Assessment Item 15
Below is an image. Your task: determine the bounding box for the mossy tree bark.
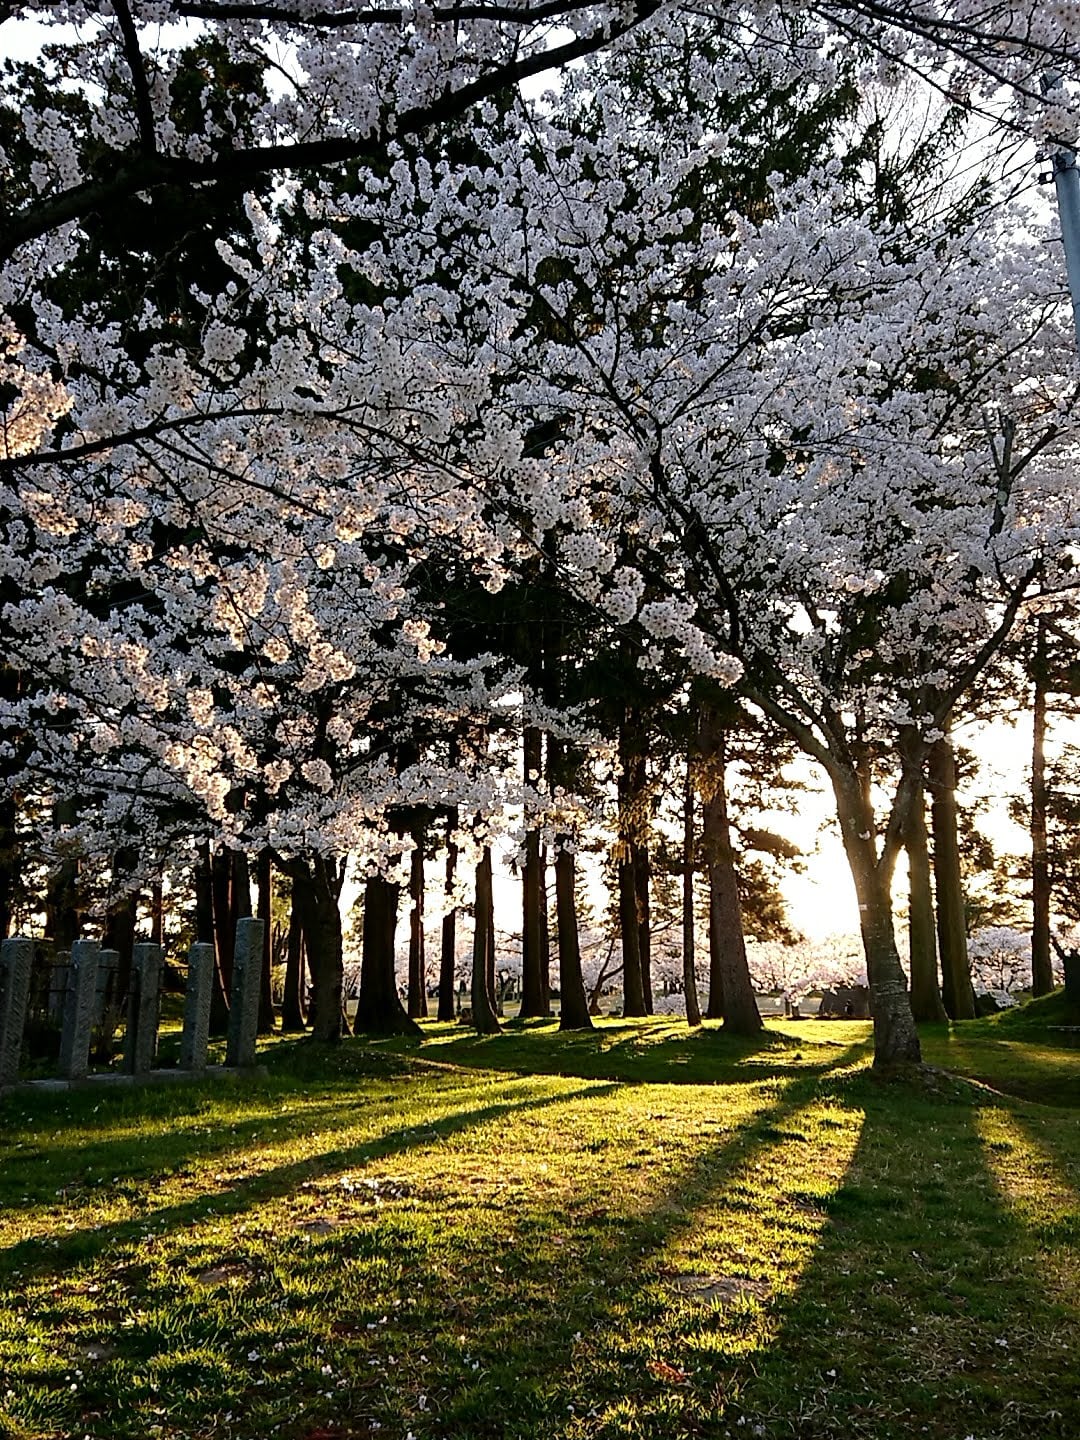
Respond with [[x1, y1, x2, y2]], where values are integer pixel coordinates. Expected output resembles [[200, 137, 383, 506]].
[[832, 769, 922, 1065]]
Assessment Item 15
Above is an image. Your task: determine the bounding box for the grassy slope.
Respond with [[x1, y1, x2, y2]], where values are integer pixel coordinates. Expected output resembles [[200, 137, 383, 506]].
[[0, 1016, 1076, 1440]]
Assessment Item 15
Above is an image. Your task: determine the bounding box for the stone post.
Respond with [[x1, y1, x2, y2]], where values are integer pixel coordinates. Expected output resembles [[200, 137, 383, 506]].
[[94, 948, 121, 1028], [59, 939, 101, 1081], [180, 943, 215, 1072], [0, 937, 34, 1087], [225, 917, 263, 1068], [124, 942, 162, 1076]]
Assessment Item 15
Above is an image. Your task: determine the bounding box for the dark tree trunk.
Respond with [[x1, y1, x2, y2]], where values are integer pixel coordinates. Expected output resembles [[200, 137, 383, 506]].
[[256, 849, 275, 1034], [407, 842, 428, 1018], [548, 734, 592, 1031], [484, 847, 496, 1004], [906, 782, 947, 1023], [438, 815, 458, 1022], [45, 797, 80, 948], [617, 852, 647, 1016], [617, 718, 648, 1017], [555, 844, 592, 1030], [539, 843, 551, 1011], [682, 746, 702, 1028], [1031, 622, 1054, 996], [281, 880, 307, 1033], [103, 890, 137, 998], [0, 790, 18, 940], [102, 846, 139, 999], [355, 873, 419, 1035], [150, 881, 164, 948], [209, 846, 233, 1035], [928, 728, 976, 1020], [520, 726, 550, 1017], [0, 664, 22, 941], [699, 717, 761, 1034], [195, 841, 215, 947], [637, 840, 653, 1013], [232, 852, 252, 921], [293, 855, 343, 1042], [471, 847, 501, 1034], [832, 771, 922, 1066], [901, 733, 947, 1023]]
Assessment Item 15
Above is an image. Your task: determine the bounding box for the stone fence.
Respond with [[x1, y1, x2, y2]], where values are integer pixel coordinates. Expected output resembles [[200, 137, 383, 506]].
[[0, 918, 264, 1089]]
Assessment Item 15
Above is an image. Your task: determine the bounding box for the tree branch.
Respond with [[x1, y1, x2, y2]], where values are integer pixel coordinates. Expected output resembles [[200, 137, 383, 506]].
[[0, 4, 657, 264]]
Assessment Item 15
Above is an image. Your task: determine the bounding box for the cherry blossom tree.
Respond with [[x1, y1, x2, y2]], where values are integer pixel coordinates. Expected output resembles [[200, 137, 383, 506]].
[[4, 0, 1080, 1067]]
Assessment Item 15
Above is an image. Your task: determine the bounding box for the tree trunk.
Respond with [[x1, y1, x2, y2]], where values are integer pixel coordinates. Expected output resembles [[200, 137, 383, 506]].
[[281, 881, 306, 1033], [617, 717, 648, 1016], [699, 715, 761, 1034], [682, 746, 702, 1028], [438, 816, 458, 1022], [150, 880, 164, 948], [45, 797, 80, 948], [555, 843, 593, 1030], [355, 873, 419, 1035], [471, 847, 501, 1034], [232, 851, 252, 929], [832, 771, 922, 1066], [928, 728, 976, 1019], [520, 725, 550, 1017], [407, 842, 428, 1018], [901, 738, 947, 1023], [547, 733, 593, 1031], [637, 840, 653, 1013], [484, 847, 496, 1006], [539, 844, 551, 1011], [256, 849, 275, 1034], [102, 846, 139, 999], [1031, 622, 1054, 996], [195, 841, 215, 946], [208, 846, 233, 1035], [0, 790, 15, 941], [294, 855, 343, 1043], [617, 849, 647, 1016]]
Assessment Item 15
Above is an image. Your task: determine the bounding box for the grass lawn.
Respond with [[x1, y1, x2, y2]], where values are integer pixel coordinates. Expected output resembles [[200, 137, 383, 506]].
[[0, 1013, 1077, 1440]]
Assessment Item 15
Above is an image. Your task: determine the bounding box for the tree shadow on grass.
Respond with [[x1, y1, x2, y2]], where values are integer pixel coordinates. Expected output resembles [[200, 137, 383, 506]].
[[735, 1075, 1080, 1439], [0, 1078, 619, 1281], [1, 1044, 868, 1440], [917, 1022, 1080, 1107], [0, 1045, 577, 1216], [412, 1017, 871, 1087]]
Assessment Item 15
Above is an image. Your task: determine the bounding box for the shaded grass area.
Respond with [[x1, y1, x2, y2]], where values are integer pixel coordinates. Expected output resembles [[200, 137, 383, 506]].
[[0, 1017, 1077, 1440]]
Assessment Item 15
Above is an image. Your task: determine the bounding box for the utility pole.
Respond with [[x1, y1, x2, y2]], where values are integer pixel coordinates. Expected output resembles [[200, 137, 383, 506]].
[[1043, 74, 1080, 351]]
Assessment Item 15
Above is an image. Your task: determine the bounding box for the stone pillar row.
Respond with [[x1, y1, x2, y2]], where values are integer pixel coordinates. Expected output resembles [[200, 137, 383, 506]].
[[0, 916, 265, 1085]]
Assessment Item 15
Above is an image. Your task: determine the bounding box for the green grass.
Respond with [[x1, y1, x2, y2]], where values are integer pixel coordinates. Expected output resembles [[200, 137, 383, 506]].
[[1, 1015, 1077, 1440]]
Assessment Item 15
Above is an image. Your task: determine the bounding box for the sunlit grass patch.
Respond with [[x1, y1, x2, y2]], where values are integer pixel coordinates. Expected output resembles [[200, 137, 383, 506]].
[[0, 1019, 1077, 1439]]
